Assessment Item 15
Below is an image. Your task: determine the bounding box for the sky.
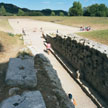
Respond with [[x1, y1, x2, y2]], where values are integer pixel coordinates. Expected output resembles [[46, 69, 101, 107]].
[[0, 0, 108, 11]]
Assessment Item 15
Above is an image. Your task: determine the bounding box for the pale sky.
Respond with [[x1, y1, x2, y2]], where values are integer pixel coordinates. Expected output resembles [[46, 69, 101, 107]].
[[0, 0, 108, 11]]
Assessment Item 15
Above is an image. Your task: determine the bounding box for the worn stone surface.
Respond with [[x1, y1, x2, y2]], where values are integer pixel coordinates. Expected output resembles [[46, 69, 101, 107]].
[[0, 91, 46, 108], [46, 33, 108, 103], [5, 58, 37, 87]]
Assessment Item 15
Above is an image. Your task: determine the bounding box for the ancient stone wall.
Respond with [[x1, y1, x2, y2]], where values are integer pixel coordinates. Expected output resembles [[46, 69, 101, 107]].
[[46, 33, 108, 102]]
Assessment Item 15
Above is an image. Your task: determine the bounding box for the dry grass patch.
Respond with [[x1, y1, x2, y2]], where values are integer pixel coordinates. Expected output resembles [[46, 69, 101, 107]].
[[0, 31, 20, 53], [0, 17, 13, 32], [31, 16, 108, 30]]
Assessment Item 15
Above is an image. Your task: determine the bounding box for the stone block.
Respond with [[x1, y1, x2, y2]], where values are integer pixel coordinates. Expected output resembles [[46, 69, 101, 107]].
[[0, 91, 46, 108], [5, 58, 37, 87]]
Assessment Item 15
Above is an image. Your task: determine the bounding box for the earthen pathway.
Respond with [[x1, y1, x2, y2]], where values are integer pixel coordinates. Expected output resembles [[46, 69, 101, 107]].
[[9, 19, 97, 108]]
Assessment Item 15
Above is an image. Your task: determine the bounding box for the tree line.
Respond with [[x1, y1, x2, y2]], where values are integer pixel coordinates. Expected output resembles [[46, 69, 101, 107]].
[[69, 1, 108, 17], [0, 6, 67, 16], [0, 2, 108, 17]]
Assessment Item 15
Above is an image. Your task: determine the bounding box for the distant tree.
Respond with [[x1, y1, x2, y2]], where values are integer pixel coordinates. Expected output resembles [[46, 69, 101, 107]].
[[51, 11, 55, 16], [97, 4, 108, 17], [41, 9, 52, 16], [17, 9, 25, 16], [84, 4, 108, 17], [68, 1, 83, 16], [59, 12, 64, 16], [25, 11, 43, 16], [83, 7, 90, 16], [0, 6, 6, 15], [89, 4, 99, 16]]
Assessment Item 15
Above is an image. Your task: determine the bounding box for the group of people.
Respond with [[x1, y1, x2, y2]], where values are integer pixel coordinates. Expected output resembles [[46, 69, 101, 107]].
[[80, 26, 91, 31]]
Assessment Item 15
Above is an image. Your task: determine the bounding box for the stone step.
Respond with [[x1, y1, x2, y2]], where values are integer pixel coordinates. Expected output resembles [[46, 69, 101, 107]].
[[5, 58, 37, 88], [0, 91, 46, 108]]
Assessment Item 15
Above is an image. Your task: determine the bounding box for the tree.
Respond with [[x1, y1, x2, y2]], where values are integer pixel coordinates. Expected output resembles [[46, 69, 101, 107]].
[[97, 4, 108, 17], [0, 6, 6, 15], [59, 12, 64, 16], [51, 11, 55, 16], [68, 1, 83, 16], [41, 9, 52, 16], [84, 4, 108, 17], [17, 9, 25, 16]]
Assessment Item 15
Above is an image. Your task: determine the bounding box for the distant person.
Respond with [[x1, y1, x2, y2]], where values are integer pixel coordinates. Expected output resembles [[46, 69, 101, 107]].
[[87, 26, 91, 31], [17, 21, 19, 24], [33, 28, 37, 32], [46, 43, 51, 54], [22, 28, 26, 36], [68, 93, 77, 106], [57, 29, 58, 33], [80, 26, 84, 31], [42, 31, 44, 38], [40, 27, 43, 32]]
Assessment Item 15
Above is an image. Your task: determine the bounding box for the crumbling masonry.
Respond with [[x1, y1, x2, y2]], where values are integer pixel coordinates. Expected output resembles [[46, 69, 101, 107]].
[[46, 33, 108, 103]]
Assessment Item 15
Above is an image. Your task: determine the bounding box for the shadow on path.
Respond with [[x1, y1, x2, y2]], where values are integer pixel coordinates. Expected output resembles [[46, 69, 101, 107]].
[[0, 53, 74, 108]]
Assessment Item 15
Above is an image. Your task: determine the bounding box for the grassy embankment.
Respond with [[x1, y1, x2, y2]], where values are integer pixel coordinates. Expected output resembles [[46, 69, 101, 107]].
[[0, 31, 23, 62], [32, 16, 108, 45], [0, 17, 13, 32], [0, 18, 23, 101], [0, 17, 23, 61]]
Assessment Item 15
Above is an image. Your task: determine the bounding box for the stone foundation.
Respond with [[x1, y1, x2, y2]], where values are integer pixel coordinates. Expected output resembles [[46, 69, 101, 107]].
[[46, 33, 108, 103]]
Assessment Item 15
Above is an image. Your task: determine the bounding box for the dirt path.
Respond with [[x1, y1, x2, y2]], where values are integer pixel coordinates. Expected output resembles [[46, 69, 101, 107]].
[[9, 19, 97, 108]]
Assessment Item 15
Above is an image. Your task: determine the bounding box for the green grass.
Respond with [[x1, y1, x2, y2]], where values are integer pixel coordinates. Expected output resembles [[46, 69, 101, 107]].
[[31, 16, 108, 30], [77, 30, 108, 45]]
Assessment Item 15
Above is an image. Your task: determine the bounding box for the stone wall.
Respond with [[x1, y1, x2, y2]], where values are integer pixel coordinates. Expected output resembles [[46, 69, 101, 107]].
[[46, 33, 108, 103]]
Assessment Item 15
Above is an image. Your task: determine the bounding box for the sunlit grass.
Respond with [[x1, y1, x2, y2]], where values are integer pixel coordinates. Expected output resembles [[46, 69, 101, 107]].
[[31, 16, 108, 30], [77, 30, 108, 45], [0, 31, 21, 51]]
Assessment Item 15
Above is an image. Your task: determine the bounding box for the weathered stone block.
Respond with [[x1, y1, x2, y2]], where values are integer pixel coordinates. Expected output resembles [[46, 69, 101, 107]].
[[0, 91, 46, 108], [5, 58, 37, 87]]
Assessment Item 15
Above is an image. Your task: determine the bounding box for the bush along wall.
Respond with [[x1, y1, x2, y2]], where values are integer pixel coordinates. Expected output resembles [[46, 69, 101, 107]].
[[46, 33, 108, 103]]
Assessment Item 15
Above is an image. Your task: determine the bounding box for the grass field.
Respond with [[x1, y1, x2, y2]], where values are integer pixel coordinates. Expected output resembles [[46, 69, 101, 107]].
[[31, 16, 108, 30], [77, 30, 108, 45], [0, 16, 108, 45]]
